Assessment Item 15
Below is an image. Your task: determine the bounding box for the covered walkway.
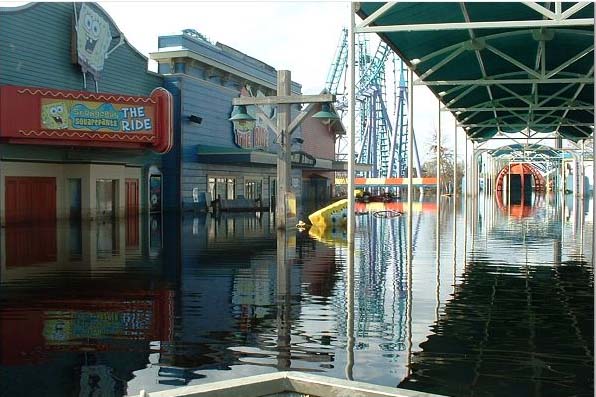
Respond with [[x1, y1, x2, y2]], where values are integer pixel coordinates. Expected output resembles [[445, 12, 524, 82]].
[[345, 2, 594, 263]]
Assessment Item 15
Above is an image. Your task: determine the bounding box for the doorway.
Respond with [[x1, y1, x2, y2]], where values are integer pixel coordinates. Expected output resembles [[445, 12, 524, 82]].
[[96, 179, 116, 219]]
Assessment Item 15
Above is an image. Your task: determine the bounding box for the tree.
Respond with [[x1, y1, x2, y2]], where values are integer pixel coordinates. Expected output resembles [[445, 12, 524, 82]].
[[422, 129, 465, 193]]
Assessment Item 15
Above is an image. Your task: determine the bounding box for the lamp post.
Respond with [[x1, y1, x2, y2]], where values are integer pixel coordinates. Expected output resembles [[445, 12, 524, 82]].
[[232, 70, 335, 229]]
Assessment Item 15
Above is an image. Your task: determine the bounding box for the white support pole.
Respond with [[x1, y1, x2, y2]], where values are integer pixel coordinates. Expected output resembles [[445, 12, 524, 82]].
[[436, 100, 442, 259], [346, 3, 356, 379], [345, 240, 354, 380], [508, 161, 512, 213], [580, 140, 585, 198], [407, 68, 414, 376], [593, 130, 595, 266], [452, 118, 458, 266], [454, 119, 458, 197], [465, 137, 469, 197], [347, 3, 356, 239], [408, 68, 414, 206], [575, 155, 580, 198]]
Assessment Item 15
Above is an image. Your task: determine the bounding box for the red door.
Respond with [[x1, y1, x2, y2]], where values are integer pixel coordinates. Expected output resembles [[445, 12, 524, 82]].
[[4, 177, 57, 266], [125, 179, 139, 215], [125, 178, 140, 248], [5, 177, 56, 224]]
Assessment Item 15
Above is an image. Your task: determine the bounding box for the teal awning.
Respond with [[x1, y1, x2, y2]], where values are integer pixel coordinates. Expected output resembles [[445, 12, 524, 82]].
[[356, 2, 594, 141], [197, 145, 337, 170]]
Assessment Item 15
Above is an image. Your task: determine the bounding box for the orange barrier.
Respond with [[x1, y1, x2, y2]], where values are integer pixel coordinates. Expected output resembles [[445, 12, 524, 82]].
[[355, 201, 437, 213], [335, 177, 438, 186]]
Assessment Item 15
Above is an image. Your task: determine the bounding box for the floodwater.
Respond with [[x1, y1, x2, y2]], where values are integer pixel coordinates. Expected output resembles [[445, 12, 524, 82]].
[[0, 192, 593, 397]]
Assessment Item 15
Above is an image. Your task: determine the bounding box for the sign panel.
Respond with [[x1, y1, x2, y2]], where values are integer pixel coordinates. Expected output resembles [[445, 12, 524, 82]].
[[41, 98, 155, 133], [230, 86, 272, 149], [75, 3, 112, 81], [0, 85, 173, 153]]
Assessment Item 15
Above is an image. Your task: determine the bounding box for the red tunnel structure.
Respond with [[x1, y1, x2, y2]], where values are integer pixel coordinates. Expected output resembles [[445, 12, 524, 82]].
[[495, 163, 546, 193]]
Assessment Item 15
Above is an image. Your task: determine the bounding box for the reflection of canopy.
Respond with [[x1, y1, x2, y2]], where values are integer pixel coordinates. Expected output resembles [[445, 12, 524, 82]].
[[399, 261, 594, 396], [355, 3, 594, 141]]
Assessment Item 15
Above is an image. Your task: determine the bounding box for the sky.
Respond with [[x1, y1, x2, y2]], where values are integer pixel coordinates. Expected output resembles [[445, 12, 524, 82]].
[[100, 1, 349, 95], [99, 1, 455, 155], [4, 1, 459, 156]]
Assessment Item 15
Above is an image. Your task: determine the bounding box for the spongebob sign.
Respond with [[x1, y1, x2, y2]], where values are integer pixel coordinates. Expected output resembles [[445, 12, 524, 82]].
[[75, 4, 113, 81], [41, 99, 154, 133], [41, 102, 69, 130], [0, 85, 173, 153]]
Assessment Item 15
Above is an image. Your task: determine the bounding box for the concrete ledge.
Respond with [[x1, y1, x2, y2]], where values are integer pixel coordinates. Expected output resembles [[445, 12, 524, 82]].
[[129, 372, 446, 397]]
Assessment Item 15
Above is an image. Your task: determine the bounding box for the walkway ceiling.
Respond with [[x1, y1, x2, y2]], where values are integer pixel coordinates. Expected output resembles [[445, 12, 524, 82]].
[[489, 143, 569, 161], [355, 2, 594, 142]]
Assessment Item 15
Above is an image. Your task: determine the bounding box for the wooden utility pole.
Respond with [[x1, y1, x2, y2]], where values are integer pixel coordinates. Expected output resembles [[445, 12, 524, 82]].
[[232, 71, 334, 229], [276, 70, 291, 230]]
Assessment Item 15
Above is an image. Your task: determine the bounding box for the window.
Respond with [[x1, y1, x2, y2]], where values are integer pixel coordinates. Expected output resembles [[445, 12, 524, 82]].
[[227, 178, 235, 199], [245, 179, 262, 199], [208, 176, 236, 200]]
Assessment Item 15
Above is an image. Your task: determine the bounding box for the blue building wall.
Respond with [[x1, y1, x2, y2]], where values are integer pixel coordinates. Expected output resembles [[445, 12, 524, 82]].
[[0, 2, 166, 216], [156, 32, 304, 211], [0, 2, 162, 95]]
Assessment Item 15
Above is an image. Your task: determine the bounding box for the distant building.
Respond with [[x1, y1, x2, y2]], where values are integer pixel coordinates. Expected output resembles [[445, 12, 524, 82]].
[[151, 30, 341, 213]]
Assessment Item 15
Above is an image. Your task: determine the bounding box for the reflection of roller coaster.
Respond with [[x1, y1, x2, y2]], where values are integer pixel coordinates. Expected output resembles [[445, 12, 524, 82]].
[[326, 205, 425, 352]]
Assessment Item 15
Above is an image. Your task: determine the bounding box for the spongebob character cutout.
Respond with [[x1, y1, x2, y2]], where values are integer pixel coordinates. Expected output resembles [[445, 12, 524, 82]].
[[41, 102, 69, 130], [75, 4, 112, 81]]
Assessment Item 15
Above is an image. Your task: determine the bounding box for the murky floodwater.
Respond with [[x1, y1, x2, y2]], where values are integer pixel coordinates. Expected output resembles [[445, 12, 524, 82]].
[[0, 192, 593, 397]]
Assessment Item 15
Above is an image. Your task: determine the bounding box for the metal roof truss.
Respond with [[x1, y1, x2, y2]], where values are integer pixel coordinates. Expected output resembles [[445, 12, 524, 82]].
[[355, 2, 595, 141]]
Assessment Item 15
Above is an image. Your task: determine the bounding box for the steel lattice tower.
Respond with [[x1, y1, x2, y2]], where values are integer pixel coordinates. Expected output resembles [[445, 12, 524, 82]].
[[325, 29, 420, 180]]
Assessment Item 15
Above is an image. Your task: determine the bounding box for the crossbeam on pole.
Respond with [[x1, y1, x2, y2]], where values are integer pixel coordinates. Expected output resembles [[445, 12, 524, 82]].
[[233, 94, 334, 106]]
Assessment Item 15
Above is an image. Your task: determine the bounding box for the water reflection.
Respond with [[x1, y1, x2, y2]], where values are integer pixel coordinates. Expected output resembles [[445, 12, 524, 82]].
[[0, 193, 592, 397]]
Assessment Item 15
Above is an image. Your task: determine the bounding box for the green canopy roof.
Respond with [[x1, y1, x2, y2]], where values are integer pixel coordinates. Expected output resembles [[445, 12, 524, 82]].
[[356, 2, 594, 141], [489, 143, 570, 160]]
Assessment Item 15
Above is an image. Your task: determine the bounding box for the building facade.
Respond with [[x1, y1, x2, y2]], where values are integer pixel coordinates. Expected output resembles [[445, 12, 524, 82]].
[[0, 2, 172, 225], [151, 30, 339, 213]]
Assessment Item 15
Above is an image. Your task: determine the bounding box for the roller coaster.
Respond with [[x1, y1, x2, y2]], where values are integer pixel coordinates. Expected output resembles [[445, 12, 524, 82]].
[[325, 28, 422, 182]]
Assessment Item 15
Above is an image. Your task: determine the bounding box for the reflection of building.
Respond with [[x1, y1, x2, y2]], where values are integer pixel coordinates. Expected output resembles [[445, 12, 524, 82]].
[[151, 30, 340, 212], [157, 213, 344, 376], [0, 212, 160, 277], [0, 215, 175, 396], [0, 3, 171, 225], [0, 288, 174, 396]]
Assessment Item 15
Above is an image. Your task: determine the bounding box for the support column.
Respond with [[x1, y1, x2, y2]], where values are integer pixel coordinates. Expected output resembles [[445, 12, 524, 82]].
[[556, 136, 563, 194], [574, 155, 580, 197], [346, 239, 355, 380], [508, 161, 512, 213], [465, 137, 469, 197], [408, 68, 414, 205], [406, 68, 414, 375], [347, 3, 356, 239], [436, 100, 442, 259], [276, 70, 291, 230], [580, 140, 585, 198], [453, 119, 458, 197]]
